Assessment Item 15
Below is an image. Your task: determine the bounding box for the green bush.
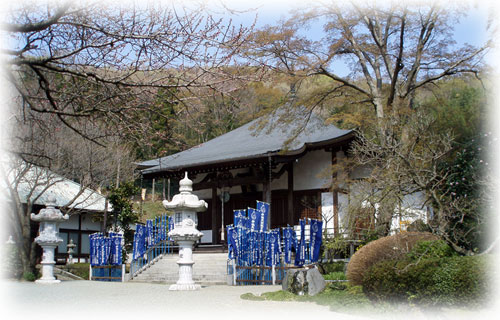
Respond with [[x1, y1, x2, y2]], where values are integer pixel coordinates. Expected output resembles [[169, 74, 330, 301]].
[[346, 232, 439, 286], [319, 261, 346, 274], [362, 253, 491, 307], [406, 240, 457, 260], [323, 271, 346, 280], [22, 271, 36, 282]]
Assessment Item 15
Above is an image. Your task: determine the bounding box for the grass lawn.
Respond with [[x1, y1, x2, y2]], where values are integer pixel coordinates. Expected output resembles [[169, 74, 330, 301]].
[[241, 283, 384, 316], [133, 201, 171, 222]]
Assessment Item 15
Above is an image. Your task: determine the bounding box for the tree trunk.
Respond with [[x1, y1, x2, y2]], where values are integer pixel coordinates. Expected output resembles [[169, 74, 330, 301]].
[[373, 97, 387, 146]]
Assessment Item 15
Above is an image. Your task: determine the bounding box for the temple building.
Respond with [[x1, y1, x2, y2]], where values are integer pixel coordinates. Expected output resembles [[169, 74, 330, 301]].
[[138, 107, 357, 246]]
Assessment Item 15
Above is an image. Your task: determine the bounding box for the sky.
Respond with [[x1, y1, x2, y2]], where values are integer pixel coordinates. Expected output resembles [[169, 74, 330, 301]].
[[199, 0, 495, 76]]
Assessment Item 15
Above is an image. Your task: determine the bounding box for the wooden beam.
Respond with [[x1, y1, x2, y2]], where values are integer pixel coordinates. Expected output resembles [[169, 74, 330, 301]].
[[265, 158, 272, 229], [287, 162, 294, 226], [211, 187, 217, 244], [192, 165, 287, 191], [193, 175, 264, 191], [332, 151, 339, 236]]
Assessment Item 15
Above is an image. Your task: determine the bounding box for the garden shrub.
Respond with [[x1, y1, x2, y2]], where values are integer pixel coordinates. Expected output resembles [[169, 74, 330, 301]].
[[362, 241, 491, 307], [323, 271, 347, 280], [318, 261, 345, 274], [406, 239, 457, 260], [346, 232, 439, 285], [22, 271, 36, 282]]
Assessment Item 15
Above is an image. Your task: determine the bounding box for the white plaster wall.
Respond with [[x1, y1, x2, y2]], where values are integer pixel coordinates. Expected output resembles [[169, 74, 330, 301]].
[[338, 193, 349, 234], [59, 214, 79, 229], [349, 164, 372, 180], [190, 149, 333, 198], [80, 214, 102, 231], [321, 192, 334, 235], [294, 150, 331, 190], [59, 212, 102, 231]]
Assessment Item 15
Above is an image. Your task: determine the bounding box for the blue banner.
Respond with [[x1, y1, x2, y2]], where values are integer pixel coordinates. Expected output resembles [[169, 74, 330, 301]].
[[309, 219, 323, 262], [168, 215, 174, 241], [283, 227, 297, 264], [90, 233, 98, 266], [146, 219, 153, 247], [227, 225, 238, 259], [256, 201, 269, 232], [295, 219, 306, 266], [109, 232, 122, 265], [132, 224, 147, 260], [248, 207, 261, 232], [265, 230, 280, 266], [233, 209, 247, 228]]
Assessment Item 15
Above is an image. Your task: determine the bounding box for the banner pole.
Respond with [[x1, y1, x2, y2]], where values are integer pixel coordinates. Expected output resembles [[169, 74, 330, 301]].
[[272, 265, 276, 285], [122, 264, 125, 282], [232, 259, 237, 285]]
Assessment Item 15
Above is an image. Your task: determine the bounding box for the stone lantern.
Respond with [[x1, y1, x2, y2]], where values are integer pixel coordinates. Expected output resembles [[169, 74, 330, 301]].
[[163, 172, 207, 290], [31, 196, 69, 284], [66, 239, 76, 265]]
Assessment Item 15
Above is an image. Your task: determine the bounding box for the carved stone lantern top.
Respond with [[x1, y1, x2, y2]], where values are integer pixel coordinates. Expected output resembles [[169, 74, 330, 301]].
[[162, 172, 208, 212], [163, 172, 207, 241], [30, 195, 69, 222]]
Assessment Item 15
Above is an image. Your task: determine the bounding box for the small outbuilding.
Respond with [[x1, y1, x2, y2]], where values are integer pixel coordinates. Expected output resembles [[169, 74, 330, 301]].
[[3, 160, 110, 263]]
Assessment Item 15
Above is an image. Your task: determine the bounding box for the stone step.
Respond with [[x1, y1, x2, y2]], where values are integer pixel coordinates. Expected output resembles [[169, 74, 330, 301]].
[[130, 252, 229, 284]]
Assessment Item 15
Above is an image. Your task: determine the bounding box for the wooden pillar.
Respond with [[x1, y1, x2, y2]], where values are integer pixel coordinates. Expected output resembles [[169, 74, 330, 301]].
[[287, 162, 294, 226], [162, 178, 166, 200], [152, 178, 156, 202], [212, 187, 217, 244], [102, 199, 108, 233], [262, 160, 272, 229], [332, 150, 339, 236]]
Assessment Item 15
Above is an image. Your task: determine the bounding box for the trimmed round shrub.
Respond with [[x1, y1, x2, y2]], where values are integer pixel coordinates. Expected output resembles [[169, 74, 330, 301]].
[[362, 254, 491, 307], [406, 239, 458, 260], [346, 232, 439, 285]]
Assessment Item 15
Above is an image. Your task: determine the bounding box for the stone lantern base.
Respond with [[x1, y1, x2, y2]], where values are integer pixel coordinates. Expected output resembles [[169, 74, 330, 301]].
[[35, 244, 61, 284], [168, 239, 201, 291]]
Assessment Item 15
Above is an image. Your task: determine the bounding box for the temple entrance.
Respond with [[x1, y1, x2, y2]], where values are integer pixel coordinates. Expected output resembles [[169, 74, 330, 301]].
[[197, 189, 322, 245]]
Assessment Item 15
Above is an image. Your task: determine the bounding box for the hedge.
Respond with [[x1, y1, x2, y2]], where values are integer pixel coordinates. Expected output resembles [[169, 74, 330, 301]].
[[362, 241, 492, 307], [346, 232, 439, 286]]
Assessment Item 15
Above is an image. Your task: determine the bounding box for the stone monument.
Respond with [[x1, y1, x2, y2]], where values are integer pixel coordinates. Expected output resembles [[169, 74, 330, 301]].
[[31, 196, 69, 284], [67, 239, 76, 265], [163, 172, 207, 290]]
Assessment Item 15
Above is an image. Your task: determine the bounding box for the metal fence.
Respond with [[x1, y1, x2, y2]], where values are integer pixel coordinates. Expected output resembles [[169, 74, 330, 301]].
[[90, 264, 125, 282], [130, 239, 174, 278], [227, 261, 295, 285]]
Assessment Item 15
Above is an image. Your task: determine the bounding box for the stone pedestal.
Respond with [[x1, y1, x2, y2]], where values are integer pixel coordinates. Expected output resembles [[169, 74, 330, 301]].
[[163, 172, 207, 291], [37, 244, 59, 283], [169, 239, 200, 290], [67, 239, 76, 265], [31, 196, 69, 284]]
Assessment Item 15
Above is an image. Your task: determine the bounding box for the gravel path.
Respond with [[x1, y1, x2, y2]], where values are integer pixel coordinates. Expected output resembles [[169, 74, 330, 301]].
[[1, 280, 368, 320], [2, 280, 496, 320]]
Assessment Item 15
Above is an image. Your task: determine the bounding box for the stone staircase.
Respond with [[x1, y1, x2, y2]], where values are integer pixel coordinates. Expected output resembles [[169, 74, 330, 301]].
[[130, 252, 229, 285]]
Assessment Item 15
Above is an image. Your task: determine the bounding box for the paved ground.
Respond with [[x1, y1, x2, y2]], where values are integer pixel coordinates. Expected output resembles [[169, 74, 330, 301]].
[[1, 280, 497, 320], [1, 280, 368, 320]]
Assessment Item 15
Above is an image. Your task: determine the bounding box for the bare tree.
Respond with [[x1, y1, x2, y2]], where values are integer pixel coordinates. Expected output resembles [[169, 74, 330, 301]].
[[343, 110, 493, 255], [247, 1, 490, 143], [1, 93, 138, 275], [2, 1, 257, 145]]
